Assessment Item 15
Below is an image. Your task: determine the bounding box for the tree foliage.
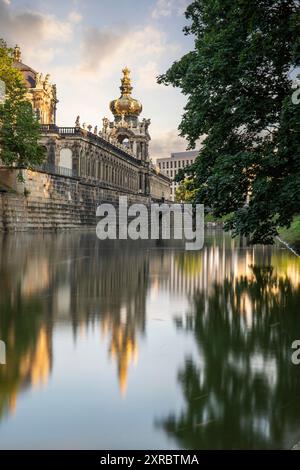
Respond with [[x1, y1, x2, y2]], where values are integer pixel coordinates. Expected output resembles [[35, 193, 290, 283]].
[[0, 39, 45, 174], [158, 0, 300, 243], [175, 177, 196, 202]]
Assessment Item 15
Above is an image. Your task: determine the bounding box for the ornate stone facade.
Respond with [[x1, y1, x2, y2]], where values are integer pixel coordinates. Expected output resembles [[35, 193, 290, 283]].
[[37, 67, 170, 201], [106, 67, 150, 163], [39, 124, 159, 198], [7, 49, 170, 214], [13, 45, 58, 125]]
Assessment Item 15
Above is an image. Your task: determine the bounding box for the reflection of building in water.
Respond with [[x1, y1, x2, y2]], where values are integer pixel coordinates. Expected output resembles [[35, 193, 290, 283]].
[[20, 327, 51, 389], [0, 235, 54, 418], [94, 246, 148, 394], [103, 314, 139, 395], [1, 231, 300, 415], [0, 234, 151, 399], [0, 326, 52, 418], [21, 258, 50, 297]]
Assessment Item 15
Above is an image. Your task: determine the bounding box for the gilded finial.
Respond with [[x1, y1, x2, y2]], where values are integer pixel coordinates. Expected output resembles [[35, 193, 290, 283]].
[[13, 44, 21, 62], [122, 66, 130, 77], [120, 66, 132, 96]]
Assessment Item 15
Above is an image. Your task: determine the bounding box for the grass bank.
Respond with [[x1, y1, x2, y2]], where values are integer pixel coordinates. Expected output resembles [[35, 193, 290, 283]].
[[205, 212, 300, 251], [278, 216, 300, 251]]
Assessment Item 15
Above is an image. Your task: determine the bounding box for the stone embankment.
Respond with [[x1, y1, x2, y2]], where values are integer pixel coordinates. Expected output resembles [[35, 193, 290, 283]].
[[0, 168, 150, 232]]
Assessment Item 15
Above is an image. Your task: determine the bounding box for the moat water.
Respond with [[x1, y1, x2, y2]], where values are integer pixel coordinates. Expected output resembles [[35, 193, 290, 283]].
[[0, 230, 300, 449]]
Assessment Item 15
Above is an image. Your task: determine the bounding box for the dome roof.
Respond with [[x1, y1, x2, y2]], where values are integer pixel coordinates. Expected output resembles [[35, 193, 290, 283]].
[[110, 67, 142, 117], [13, 45, 37, 88]]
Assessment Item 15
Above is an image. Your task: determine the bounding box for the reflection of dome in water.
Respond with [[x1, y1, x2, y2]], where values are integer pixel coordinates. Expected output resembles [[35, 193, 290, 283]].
[[110, 67, 142, 117]]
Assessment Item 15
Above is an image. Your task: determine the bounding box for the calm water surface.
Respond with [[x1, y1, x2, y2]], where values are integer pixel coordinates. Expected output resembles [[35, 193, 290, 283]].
[[0, 230, 300, 449]]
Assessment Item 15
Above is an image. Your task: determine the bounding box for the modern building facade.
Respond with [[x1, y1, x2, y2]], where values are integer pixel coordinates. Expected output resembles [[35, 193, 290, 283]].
[[156, 150, 199, 201]]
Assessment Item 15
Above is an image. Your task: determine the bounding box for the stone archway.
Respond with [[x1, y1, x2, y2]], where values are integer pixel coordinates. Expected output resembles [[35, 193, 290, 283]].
[[59, 148, 73, 169]]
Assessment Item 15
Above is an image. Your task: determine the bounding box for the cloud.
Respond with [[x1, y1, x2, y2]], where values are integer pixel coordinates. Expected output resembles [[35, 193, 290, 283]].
[[79, 24, 174, 77], [0, 0, 76, 67], [68, 10, 82, 24], [151, 0, 173, 19], [150, 129, 189, 159], [49, 22, 180, 126], [151, 0, 190, 19], [80, 27, 124, 72], [150, 129, 204, 159], [0, 0, 188, 157], [137, 61, 160, 90]]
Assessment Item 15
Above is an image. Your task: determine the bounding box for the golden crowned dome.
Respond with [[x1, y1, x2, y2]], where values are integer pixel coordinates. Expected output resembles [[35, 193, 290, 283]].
[[110, 67, 142, 117]]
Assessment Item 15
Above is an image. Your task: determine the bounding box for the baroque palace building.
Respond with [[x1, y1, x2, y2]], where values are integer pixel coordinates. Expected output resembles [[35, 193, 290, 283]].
[[8, 46, 170, 203]]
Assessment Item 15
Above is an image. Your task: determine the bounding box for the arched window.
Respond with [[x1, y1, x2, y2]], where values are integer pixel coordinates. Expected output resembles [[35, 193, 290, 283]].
[[59, 148, 72, 169], [117, 135, 130, 147]]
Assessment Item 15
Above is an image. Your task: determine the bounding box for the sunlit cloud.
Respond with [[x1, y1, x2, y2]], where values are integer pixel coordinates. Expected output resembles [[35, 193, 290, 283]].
[[79, 24, 176, 77], [68, 10, 82, 24]]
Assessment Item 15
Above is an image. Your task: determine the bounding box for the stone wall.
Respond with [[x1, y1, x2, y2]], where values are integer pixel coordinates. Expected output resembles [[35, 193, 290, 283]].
[[0, 168, 151, 232]]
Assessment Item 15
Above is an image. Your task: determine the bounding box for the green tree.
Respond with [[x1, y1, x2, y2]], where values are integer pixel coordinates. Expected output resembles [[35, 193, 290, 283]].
[[175, 177, 196, 202], [158, 1, 300, 243], [0, 39, 45, 177]]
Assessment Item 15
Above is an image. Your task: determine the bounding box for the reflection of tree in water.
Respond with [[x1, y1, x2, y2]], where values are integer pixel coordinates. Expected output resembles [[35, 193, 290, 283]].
[[175, 252, 202, 277], [160, 266, 300, 449]]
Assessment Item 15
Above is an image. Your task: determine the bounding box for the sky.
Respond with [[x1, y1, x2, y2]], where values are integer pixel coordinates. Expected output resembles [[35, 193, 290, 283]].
[[0, 0, 195, 159]]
